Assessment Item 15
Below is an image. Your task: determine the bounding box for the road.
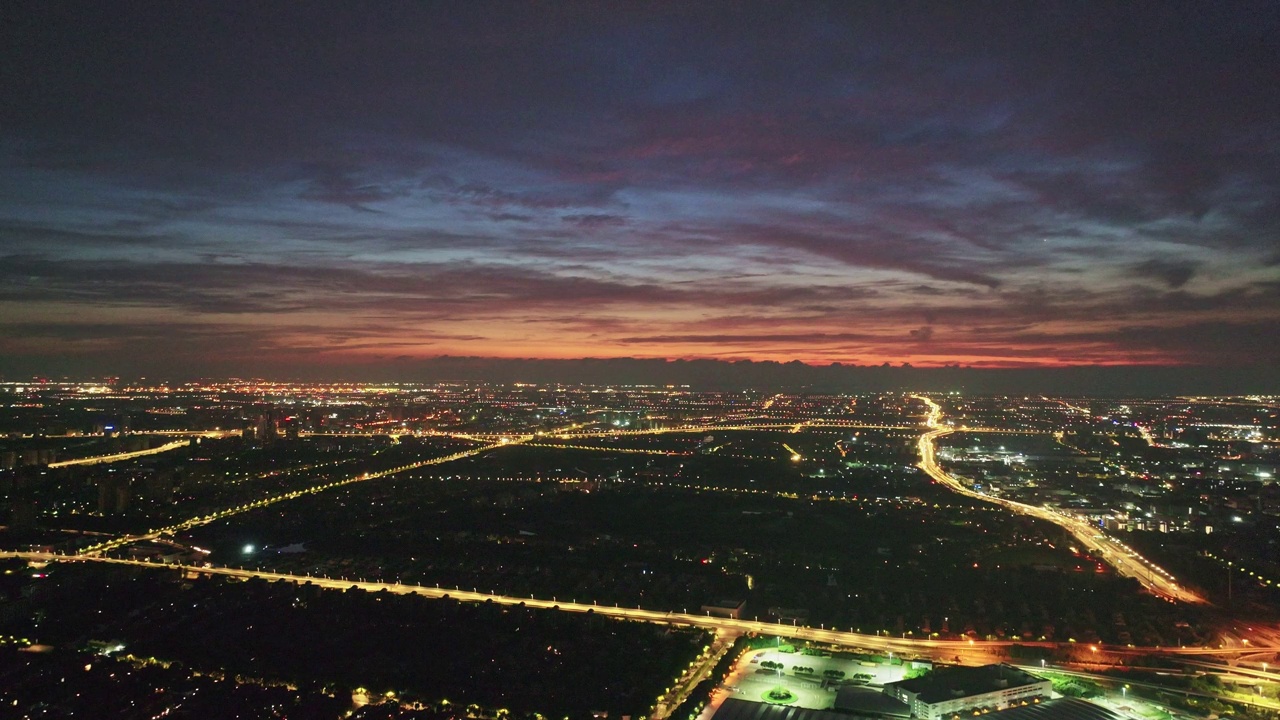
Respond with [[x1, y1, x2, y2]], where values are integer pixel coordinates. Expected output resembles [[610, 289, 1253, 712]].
[[1024, 664, 1280, 714], [80, 420, 600, 557], [80, 437, 524, 556], [301, 421, 1042, 444], [48, 440, 190, 468], [5, 551, 1262, 664], [41, 429, 242, 468], [653, 629, 740, 720], [912, 395, 1206, 605]]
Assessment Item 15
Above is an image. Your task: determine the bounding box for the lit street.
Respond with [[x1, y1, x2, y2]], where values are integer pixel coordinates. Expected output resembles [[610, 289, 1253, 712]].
[[3, 550, 1268, 665], [912, 396, 1207, 605]]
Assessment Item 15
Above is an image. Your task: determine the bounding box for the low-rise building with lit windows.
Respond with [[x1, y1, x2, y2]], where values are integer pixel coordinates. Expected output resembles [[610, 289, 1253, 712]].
[[882, 664, 1051, 720]]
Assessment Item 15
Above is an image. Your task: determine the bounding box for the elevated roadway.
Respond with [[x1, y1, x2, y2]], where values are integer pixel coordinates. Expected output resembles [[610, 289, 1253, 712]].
[[3, 552, 1256, 664], [48, 440, 191, 468]]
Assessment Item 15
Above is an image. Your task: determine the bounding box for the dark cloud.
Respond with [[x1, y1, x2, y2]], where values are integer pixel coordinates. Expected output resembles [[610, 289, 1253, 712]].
[[0, 221, 174, 250], [488, 212, 535, 223], [300, 170, 408, 210], [723, 223, 1006, 289], [561, 213, 628, 228], [1, 2, 1279, 378], [1128, 258, 1200, 289], [0, 254, 882, 320], [618, 332, 877, 345]]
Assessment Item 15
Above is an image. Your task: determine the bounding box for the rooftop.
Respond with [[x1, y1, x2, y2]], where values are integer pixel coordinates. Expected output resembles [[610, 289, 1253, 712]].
[[973, 698, 1121, 720], [710, 698, 836, 720], [885, 664, 1047, 704], [835, 686, 912, 717]]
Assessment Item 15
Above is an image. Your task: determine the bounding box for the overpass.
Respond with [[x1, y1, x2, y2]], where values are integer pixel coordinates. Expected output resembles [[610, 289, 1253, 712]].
[[3, 551, 1261, 665]]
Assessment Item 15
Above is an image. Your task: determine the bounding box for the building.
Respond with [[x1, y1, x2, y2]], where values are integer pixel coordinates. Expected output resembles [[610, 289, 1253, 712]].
[[710, 698, 838, 720], [250, 409, 280, 443], [96, 474, 132, 514], [835, 686, 911, 718], [711, 697, 1113, 720], [700, 598, 747, 619], [965, 698, 1121, 720], [882, 664, 1051, 720]]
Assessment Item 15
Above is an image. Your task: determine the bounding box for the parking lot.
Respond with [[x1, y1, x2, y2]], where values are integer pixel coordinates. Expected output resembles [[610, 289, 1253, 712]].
[[718, 647, 912, 710]]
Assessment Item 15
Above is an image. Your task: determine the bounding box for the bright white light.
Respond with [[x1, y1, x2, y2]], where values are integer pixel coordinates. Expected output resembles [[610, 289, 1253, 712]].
[[243, 544, 255, 554]]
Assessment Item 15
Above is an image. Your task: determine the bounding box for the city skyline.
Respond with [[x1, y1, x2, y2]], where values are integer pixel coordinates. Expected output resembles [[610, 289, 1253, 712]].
[[2, 382, 1277, 719], [4, 6, 1279, 714], [2, 2, 1279, 380]]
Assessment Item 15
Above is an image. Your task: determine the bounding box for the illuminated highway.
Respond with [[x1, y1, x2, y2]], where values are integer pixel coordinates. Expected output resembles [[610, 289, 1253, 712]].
[[42, 429, 244, 467], [912, 395, 1206, 605], [81, 437, 526, 556], [302, 421, 1039, 444], [81, 419, 612, 557], [653, 629, 738, 720], [147, 430, 243, 438], [48, 440, 191, 468], [1021, 664, 1280, 714], [523, 441, 690, 456], [554, 421, 916, 438], [5, 551, 1257, 664]]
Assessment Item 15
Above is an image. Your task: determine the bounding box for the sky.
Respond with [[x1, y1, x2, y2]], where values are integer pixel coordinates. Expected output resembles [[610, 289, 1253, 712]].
[[2, 1, 1279, 380]]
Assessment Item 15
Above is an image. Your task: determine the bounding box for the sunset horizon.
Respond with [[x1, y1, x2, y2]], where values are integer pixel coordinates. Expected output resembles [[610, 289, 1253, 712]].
[[3, 2, 1278, 380]]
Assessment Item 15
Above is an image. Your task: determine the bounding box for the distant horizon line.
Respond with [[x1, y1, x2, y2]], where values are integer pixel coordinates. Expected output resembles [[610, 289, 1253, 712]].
[[2, 356, 1278, 396]]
